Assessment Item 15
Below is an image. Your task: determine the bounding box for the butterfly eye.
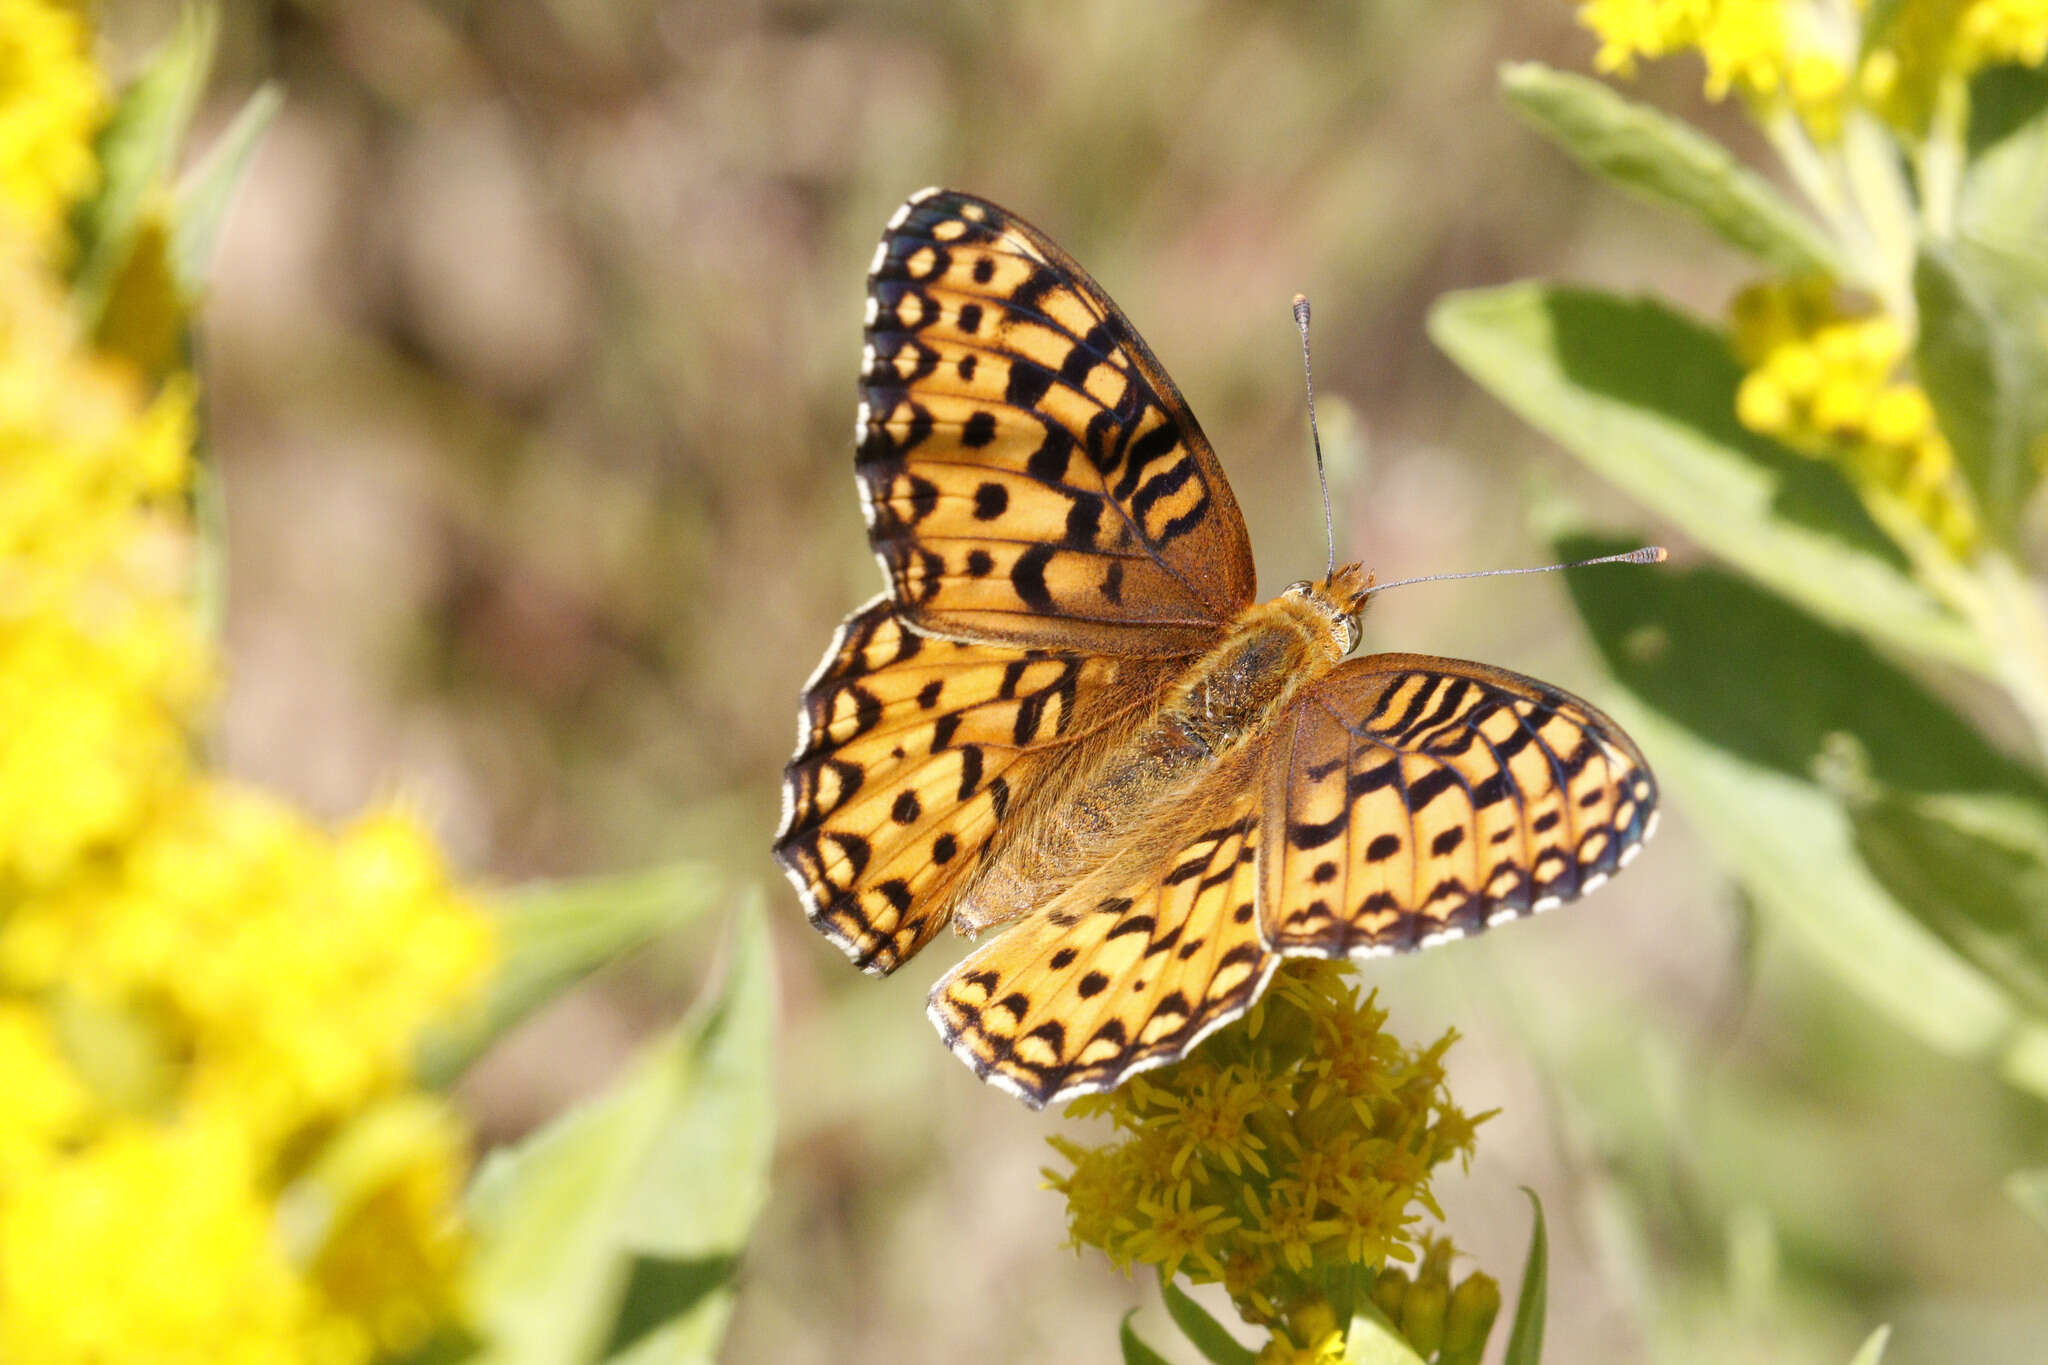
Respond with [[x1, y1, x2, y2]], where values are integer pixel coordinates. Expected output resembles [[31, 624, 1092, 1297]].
[[1283, 580, 1313, 597]]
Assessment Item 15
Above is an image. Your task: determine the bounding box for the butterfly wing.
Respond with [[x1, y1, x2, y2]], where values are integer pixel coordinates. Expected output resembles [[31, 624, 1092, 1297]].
[[776, 597, 1176, 976], [1261, 654, 1658, 956], [927, 745, 1275, 1107], [859, 188, 1255, 657]]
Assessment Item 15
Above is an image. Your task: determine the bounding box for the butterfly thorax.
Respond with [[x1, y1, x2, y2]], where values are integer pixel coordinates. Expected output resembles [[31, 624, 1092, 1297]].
[[951, 572, 1365, 936]]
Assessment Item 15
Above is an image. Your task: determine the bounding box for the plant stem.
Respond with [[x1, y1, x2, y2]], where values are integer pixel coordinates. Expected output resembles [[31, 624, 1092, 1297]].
[[1839, 110, 1920, 323]]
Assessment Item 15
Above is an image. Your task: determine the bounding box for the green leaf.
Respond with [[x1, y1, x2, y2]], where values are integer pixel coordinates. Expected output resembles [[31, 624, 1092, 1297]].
[[1850, 789, 2048, 1016], [1501, 63, 1845, 278], [1343, 1300, 1429, 1365], [1503, 1189, 1548, 1365], [1429, 284, 1990, 677], [1963, 64, 2048, 249], [72, 4, 218, 320], [609, 898, 776, 1264], [2009, 1169, 2048, 1235], [1967, 64, 2048, 157], [172, 81, 282, 293], [1913, 243, 2045, 542], [1122, 1311, 1179, 1365], [1847, 1324, 1893, 1365], [464, 900, 776, 1365], [417, 861, 726, 1086], [1558, 540, 2048, 1089], [1161, 1280, 1257, 1365]]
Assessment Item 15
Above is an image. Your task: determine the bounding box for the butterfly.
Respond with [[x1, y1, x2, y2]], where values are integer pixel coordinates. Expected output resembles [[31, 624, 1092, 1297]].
[[774, 188, 1658, 1108]]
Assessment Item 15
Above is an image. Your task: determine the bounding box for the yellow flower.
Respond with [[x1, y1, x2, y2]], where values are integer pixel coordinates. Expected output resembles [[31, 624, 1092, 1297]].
[[0, 12, 499, 1361], [1127, 1183, 1241, 1282], [1727, 277, 1980, 554], [0, 1117, 317, 1365], [1862, 0, 2048, 130], [0, 0, 104, 253], [1047, 959, 1488, 1343], [1577, 0, 1803, 104]]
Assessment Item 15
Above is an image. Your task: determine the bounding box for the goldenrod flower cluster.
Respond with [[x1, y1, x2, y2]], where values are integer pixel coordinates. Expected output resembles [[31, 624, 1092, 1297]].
[[1045, 961, 1492, 1360], [1575, 0, 1852, 137], [1577, 0, 2048, 139], [1862, 0, 2048, 130], [0, 7, 497, 1362], [0, 0, 103, 253], [1729, 276, 1979, 553]]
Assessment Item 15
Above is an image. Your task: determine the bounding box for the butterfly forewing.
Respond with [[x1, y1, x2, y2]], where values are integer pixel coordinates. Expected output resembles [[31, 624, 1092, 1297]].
[[928, 747, 1275, 1106], [859, 189, 1254, 657], [1261, 655, 1658, 957], [776, 597, 1177, 975]]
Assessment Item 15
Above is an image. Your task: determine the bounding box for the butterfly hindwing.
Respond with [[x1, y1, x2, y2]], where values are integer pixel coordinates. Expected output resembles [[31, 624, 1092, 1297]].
[[928, 746, 1275, 1106], [775, 597, 1173, 975], [858, 188, 1254, 657], [1261, 654, 1658, 957]]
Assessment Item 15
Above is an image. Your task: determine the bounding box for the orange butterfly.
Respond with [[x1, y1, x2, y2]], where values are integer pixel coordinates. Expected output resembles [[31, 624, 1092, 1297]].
[[775, 189, 1657, 1107]]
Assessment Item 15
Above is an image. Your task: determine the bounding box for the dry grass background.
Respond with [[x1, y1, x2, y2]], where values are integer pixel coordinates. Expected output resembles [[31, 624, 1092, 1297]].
[[102, 1, 2048, 1361]]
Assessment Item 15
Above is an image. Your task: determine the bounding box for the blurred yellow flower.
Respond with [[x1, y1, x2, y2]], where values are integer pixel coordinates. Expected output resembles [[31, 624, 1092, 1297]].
[[1578, 0, 2048, 138], [1728, 277, 1980, 553], [0, 0, 103, 253], [1577, 0, 1806, 102], [0, 13, 498, 1363], [1862, 0, 2048, 129]]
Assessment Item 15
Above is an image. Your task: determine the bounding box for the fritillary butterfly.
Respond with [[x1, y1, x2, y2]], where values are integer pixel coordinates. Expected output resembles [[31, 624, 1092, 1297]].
[[774, 188, 1659, 1107]]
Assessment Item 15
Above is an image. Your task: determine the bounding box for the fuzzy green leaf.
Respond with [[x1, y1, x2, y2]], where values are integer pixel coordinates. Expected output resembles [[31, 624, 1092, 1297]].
[[1847, 1324, 1893, 1365], [1343, 1300, 1429, 1365], [172, 81, 281, 292], [463, 901, 775, 1365], [1501, 64, 1844, 277], [1430, 284, 1989, 676], [1558, 538, 2048, 1090], [1851, 790, 2048, 1017], [2010, 1169, 2048, 1236], [1913, 243, 2045, 542], [72, 5, 217, 319], [417, 862, 726, 1086], [1161, 1281, 1257, 1365], [1122, 1312, 1179, 1365], [1502, 1189, 1548, 1365], [1962, 65, 2048, 245]]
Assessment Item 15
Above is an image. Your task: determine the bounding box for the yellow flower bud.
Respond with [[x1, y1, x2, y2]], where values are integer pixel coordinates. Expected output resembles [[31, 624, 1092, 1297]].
[[1371, 1266, 1410, 1320], [1735, 371, 1794, 435], [1850, 317, 1907, 372], [1728, 283, 1796, 363], [1903, 433, 1955, 492], [1866, 385, 1934, 447], [1290, 1298, 1339, 1347], [1812, 375, 1873, 435], [1400, 1276, 1448, 1358], [1789, 51, 1847, 140], [1764, 342, 1823, 399], [1440, 1272, 1503, 1365], [1859, 48, 1901, 104]]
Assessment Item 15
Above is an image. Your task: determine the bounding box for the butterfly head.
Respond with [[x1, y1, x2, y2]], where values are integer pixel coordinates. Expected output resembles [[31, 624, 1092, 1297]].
[[1282, 561, 1373, 658]]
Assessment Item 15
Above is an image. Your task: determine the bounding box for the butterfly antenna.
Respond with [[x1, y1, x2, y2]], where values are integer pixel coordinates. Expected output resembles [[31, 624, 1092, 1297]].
[[1371, 545, 1668, 595], [1292, 293, 1336, 581]]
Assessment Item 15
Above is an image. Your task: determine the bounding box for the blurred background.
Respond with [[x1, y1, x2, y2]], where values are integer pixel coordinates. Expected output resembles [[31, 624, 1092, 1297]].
[[102, 1, 2048, 1361]]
